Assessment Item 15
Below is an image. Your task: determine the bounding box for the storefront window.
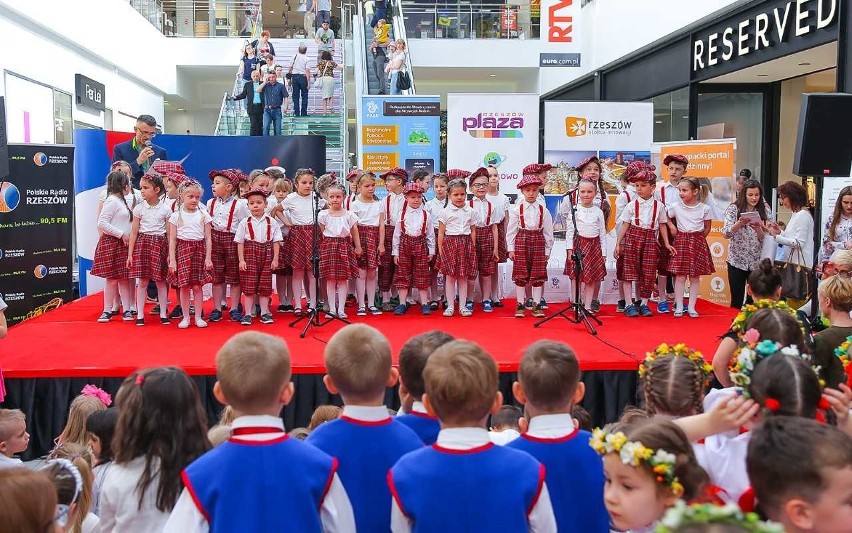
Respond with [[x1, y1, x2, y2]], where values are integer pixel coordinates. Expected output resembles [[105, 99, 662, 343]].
[[697, 92, 763, 181], [647, 87, 689, 142], [53, 90, 73, 144]]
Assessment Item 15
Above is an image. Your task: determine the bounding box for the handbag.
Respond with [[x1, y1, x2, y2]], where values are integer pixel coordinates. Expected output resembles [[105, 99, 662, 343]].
[[396, 70, 411, 91], [775, 246, 812, 301], [313, 62, 330, 89], [285, 55, 296, 80]]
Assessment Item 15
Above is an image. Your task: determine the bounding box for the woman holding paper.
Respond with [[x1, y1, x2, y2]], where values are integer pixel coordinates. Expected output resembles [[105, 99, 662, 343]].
[[722, 178, 772, 308]]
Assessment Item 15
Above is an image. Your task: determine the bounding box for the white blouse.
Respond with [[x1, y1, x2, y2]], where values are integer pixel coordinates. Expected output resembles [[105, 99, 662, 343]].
[[133, 201, 171, 236], [282, 193, 325, 225], [775, 209, 815, 268], [439, 203, 475, 236], [392, 205, 436, 255], [169, 209, 212, 241], [617, 197, 668, 230], [470, 197, 502, 227], [506, 201, 555, 256], [98, 195, 133, 238], [351, 197, 385, 226], [319, 210, 359, 238], [97, 457, 171, 533], [655, 182, 680, 206], [615, 185, 638, 223], [667, 202, 712, 233], [207, 196, 249, 233], [562, 204, 606, 249], [486, 192, 511, 218], [425, 197, 448, 224], [233, 215, 283, 244]]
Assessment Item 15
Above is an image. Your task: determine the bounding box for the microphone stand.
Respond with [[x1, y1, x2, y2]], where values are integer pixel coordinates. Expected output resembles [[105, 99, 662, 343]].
[[289, 190, 350, 338], [534, 190, 602, 335]]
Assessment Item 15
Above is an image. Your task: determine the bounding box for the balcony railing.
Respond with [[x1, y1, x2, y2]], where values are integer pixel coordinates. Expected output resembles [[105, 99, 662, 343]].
[[130, 0, 263, 38], [398, 1, 540, 39]]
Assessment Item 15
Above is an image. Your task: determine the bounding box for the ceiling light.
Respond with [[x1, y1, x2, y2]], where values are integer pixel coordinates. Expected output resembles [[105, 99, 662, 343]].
[[655, 120, 662, 124], [489, 74, 496, 77], [177, 108, 185, 111], [269, 10, 274, 13], [798, 62, 811, 66]]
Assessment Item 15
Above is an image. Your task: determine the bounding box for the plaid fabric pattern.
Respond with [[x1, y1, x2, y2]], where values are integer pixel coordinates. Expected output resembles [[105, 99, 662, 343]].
[[512, 229, 547, 287], [91, 234, 130, 280], [273, 232, 291, 274], [129, 233, 168, 281], [288, 224, 315, 270], [320, 237, 358, 280], [379, 224, 396, 291], [668, 230, 715, 276], [151, 160, 185, 176], [496, 221, 509, 263], [394, 233, 431, 290], [357, 224, 381, 270], [430, 227, 441, 274], [168, 239, 212, 287], [240, 240, 274, 296], [440, 234, 477, 279], [618, 225, 659, 298], [211, 229, 240, 284], [657, 234, 672, 276], [474, 226, 497, 276], [564, 236, 606, 282]]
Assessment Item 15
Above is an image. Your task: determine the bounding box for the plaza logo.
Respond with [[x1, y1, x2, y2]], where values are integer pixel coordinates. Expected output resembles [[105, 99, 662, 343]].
[[564, 116, 635, 137], [462, 113, 525, 139]]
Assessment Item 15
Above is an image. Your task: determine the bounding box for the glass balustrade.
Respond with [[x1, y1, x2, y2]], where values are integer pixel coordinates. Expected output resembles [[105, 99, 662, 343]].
[[398, 1, 538, 39]]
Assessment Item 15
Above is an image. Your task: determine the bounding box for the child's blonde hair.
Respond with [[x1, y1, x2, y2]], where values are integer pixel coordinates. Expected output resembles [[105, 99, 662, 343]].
[[0, 409, 26, 442], [273, 177, 292, 195], [218, 405, 235, 426], [308, 405, 342, 431], [216, 332, 292, 412], [819, 273, 852, 313], [641, 355, 706, 417], [355, 171, 378, 200], [325, 324, 392, 403], [423, 340, 497, 425], [207, 425, 232, 447], [59, 393, 108, 448], [48, 443, 94, 533]]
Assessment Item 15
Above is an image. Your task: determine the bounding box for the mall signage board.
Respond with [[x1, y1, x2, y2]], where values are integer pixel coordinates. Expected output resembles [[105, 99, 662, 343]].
[[74, 74, 105, 111], [540, 0, 580, 46]]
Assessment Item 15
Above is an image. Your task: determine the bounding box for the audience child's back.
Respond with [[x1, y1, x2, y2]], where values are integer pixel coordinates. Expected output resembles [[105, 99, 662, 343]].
[[508, 340, 609, 532], [307, 324, 423, 532]]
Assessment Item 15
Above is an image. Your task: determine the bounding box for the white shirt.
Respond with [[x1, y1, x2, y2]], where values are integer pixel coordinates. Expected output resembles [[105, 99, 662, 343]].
[[233, 215, 283, 244], [617, 197, 668, 230], [169, 208, 212, 241], [615, 185, 637, 225], [389, 427, 557, 533], [488, 429, 521, 445], [384, 192, 405, 226], [668, 202, 713, 233], [92, 461, 114, 515], [470, 196, 500, 227], [775, 209, 815, 268], [282, 193, 323, 225], [163, 415, 355, 533], [410, 401, 429, 415], [526, 414, 577, 439], [292, 52, 311, 75], [342, 404, 392, 422], [98, 188, 143, 209], [392, 205, 436, 255], [506, 200, 555, 255], [655, 181, 680, 206], [98, 195, 133, 238], [0, 454, 23, 469], [486, 192, 511, 218], [82, 512, 100, 533], [318, 210, 358, 238], [701, 389, 751, 503], [425, 197, 448, 224], [561, 204, 606, 249], [97, 456, 170, 532], [207, 196, 249, 233], [439, 203, 475, 236], [351, 197, 385, 226], [132, 200, 171, 236]]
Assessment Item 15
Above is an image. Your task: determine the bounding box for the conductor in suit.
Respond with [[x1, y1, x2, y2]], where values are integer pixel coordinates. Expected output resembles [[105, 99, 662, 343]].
[[112, 115, 168, 189], [229, 70, 264, 136]]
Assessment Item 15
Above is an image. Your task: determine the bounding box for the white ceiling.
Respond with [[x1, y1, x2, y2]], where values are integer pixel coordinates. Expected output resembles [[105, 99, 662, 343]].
[[707, 42, 837, 84]]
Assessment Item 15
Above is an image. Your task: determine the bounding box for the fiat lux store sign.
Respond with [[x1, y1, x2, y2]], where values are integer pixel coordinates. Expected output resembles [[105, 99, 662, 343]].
[[692, 0, 838, 78]]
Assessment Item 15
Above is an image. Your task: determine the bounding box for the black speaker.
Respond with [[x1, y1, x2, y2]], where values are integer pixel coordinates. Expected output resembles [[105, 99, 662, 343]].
[[0, 96, 8, 179], [793, 93, 852, 178]]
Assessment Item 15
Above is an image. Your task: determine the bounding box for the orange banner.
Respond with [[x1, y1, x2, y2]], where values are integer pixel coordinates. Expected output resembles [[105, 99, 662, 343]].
[[698, 221, 732, 306], [660, 142, 734, 179]]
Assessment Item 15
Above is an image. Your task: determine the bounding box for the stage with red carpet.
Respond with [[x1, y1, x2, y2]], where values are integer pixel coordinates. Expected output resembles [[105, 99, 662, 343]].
[[1, 295, 736, 458]]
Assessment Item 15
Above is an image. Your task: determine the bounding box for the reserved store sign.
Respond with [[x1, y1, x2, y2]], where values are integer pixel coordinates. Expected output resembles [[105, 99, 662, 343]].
[[692, 0, 838, 78]]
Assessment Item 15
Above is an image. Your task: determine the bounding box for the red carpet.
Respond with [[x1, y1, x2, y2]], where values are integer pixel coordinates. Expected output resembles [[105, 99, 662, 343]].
[[2, 295, 737, 378]]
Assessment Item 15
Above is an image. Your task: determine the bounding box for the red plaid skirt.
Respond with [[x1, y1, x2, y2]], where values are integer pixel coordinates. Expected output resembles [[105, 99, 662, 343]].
[[668, 230, 714, 276], [320, 237, 358, 280], [357, 224, 381, 270], [130, 233, 167, 281], [273, 232, 292, 275], [91, 234, 130, 280], [168, 239, 212, 287], [617, 225, 658, 298], [211, 229, 240, 284], [379, 224, 396, 291], [564, 236, 606, 283], [657, 234, 672, 276], [241, 240, 274, 296], [394, 233, 431, 290], [474, 225, 497, 276], [512, 229, 547, 287], [497, 221, 509, 263], [440, 234, 477, 280], [289, 224, 315, 271]]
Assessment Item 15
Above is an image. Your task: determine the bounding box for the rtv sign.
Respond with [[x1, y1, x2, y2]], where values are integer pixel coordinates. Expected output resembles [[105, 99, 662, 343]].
[[541, 0, 580, 45]]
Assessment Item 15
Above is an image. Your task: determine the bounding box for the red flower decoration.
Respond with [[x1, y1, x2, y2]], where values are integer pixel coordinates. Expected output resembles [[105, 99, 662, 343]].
[[763, 398, 780, 412]]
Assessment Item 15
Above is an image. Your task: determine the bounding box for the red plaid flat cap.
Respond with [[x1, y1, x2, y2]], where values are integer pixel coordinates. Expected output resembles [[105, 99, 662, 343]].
[[243, 187, 269, 200], [403, 182, 425, 195], [209, 169, 241, 188], [151, 160, 186, 176], [663, 154, 689, 167], [523, 163, 552, 175], [516, 174, 543, 189], [575, 156, 600, 173], [446, 168, 471, 180], [381, 167, 408, 180]]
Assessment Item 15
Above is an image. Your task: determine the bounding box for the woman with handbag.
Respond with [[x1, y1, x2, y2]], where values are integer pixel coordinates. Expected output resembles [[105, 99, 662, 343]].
[[315, 51, 340, 115], [768, 181, 814, 309], [722, 179, 772, 308], [385, 39, 408, 95]]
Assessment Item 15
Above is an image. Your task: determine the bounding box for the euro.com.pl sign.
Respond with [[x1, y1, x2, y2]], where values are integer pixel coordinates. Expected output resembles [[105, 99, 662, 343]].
[[539, 53, 581, 67]]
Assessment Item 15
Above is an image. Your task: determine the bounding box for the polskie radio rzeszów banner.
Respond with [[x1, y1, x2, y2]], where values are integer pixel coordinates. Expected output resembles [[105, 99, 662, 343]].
[[0, 145, 74, 325], [359, 96, 441, 199]]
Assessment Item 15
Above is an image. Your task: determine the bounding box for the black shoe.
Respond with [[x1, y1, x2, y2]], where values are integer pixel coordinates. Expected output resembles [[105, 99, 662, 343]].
[[149, 304, 160, 315], [208, 309, 223, 322], [135, 318, 145, 326], [122, 311, 134, 321], [97, 312, 112, 323], [189, 305, 196, 315], [160, 316, 170, 325], [130, 309, 138, 317], [169, 305, 184, 319]]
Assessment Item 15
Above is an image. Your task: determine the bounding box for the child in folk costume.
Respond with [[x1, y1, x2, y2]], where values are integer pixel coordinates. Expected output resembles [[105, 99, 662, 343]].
[[425, 173, 450, 310], [167, 180, 214, 329], [378, 168, 407, 312], [468, 167, 500, 313], [235, 188, 283, 326], [486, 165, 510, 307], [93, 171, 135, 323], [438, 179, 477, 317], [281, 169, 325, 315], [666, 177, 714, 317], [655, 154, 688, 314], [614, 162, 673, 318], [126, 172, 171, 326], [614, 170, 637, 312], [248, 169, 274, 194], [571, 156, 611, 313], [318, 184, 361, 319], [208, 170, 249, 323], [560, 178, 607, 313], [268, 177, 294, 312], [507, 174, 554, 319], [351, 172, 385, 316], [238, 171, 250, 198], [344, 168, 360, 210], [521, 162, 552, 310], [392, 182, 436, 315]]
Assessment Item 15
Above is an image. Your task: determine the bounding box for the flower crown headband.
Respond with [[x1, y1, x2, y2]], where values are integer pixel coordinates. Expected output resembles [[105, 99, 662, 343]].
[[590, 428, 684, 496], [728, 328, 806, 396], [656, 501, 783, 533], [639, 343, 713, 380], [730, 299, 799, 337], [833, 336, 852, 384]]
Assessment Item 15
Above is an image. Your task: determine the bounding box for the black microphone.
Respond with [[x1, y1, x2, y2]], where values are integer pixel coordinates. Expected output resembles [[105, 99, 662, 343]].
[[143, 140, 153, 163]]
